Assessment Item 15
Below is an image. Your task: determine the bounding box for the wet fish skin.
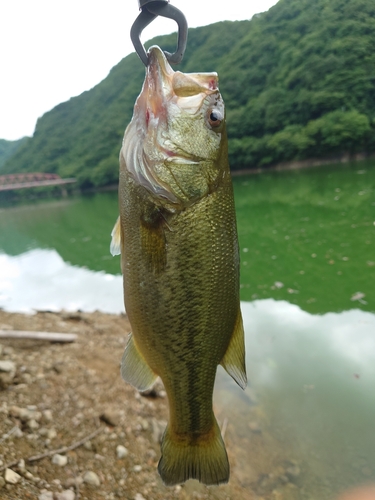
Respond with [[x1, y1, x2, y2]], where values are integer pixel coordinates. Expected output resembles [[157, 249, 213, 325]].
[[114, 46, 246, 486]]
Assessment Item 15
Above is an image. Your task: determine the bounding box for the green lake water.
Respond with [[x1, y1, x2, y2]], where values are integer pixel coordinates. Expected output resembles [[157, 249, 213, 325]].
[[0, 161, 374, 498]]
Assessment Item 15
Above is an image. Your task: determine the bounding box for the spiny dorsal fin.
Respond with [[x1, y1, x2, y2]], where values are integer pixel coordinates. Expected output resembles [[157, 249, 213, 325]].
[[121, 333, 158, 391], [220, 307, 247, 390], [110, 216, 121, 256]]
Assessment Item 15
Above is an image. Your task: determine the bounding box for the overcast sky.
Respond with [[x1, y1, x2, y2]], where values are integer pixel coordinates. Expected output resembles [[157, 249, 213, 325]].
[[0, 0, 277, 141]]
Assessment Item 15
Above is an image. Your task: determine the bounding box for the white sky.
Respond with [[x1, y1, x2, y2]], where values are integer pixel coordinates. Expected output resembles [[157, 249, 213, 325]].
[[0, 0, 277, 141]]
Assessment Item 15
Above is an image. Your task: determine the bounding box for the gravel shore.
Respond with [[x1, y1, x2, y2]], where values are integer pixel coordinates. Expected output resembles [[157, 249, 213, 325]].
[[0, 309, 262, 500]]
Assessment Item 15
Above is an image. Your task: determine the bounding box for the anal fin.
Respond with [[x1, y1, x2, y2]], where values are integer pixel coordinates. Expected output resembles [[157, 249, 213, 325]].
[[121, 333, 158, 391], [220, 307, 247, 390]]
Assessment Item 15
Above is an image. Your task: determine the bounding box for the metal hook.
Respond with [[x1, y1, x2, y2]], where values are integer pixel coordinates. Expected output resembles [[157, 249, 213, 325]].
[[131, 0, 188, 66]]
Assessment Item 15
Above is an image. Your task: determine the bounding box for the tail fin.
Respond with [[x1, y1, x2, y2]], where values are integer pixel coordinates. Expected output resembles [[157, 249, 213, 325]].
[[158, 418, 229, 486]]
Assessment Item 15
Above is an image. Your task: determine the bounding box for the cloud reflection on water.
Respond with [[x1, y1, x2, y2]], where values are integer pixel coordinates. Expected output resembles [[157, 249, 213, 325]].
[[0, 249, 124, 314]]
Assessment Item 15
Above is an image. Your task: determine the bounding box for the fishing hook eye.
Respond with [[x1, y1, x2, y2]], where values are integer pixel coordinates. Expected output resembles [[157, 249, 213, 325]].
[[131, 0, 188, 66]]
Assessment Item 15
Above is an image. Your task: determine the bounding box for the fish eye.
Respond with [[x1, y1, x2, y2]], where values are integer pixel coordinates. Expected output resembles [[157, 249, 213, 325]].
[[208, 109, 223, 128]]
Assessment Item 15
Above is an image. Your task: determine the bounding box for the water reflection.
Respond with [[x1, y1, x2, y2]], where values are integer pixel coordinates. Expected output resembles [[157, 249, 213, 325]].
[[0, 249, 123, 313], [215, 300, 375, 498]]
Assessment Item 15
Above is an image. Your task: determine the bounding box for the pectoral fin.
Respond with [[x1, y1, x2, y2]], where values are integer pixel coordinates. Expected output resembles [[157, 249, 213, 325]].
[[110, 216, 121, 256], [220, 307, 247, 390], [121, 333, 158, 391]]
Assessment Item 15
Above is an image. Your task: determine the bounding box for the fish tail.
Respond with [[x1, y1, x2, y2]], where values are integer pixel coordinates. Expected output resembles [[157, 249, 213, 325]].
[[158, 418, 229, 486]]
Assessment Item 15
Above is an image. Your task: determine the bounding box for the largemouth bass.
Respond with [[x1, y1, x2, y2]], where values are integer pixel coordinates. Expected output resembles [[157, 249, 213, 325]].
[[111, 46, 246, 486]]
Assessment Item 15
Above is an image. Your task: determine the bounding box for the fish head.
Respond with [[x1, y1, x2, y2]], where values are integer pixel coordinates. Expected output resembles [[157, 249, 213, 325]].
[[122, 45, 228, 208]]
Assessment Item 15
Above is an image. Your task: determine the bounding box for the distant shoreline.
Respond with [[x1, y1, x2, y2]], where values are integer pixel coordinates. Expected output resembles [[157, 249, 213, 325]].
[[231, 151, 375, 176], [1, 151, 374, 203]]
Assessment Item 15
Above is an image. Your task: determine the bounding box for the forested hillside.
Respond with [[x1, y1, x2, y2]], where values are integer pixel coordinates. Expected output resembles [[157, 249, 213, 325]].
[[0, 138, 28, 169], [3, 0, 375, 188]]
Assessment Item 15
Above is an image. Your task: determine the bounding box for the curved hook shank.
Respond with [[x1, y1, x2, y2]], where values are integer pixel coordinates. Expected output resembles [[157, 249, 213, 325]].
[[130, 9, 158, 66], [147, 3, 188, 64], [130, 1, 188, 66]]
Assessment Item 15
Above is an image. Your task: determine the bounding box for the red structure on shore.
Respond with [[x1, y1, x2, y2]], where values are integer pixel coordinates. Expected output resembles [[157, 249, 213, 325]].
[[0, 173, 76, 191]]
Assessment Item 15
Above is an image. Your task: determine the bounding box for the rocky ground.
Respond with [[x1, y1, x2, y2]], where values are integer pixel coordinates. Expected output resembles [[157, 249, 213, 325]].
[[0, 309, 304, 500]]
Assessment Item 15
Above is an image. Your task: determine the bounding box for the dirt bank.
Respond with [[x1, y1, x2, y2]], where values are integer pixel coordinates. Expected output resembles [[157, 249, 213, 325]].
[[0, 309, 264, 500]]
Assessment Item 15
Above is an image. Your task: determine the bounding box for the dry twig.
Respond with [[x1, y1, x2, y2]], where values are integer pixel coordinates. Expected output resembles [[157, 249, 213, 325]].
[[0, 426, 103, 472]]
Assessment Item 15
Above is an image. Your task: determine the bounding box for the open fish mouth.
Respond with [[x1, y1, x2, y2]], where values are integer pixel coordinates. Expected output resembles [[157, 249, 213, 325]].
[[144, 47, 175, 131]]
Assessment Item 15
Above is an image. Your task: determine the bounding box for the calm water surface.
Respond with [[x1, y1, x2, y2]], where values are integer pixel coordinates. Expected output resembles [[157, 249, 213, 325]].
[[0, 161, 374, 498]]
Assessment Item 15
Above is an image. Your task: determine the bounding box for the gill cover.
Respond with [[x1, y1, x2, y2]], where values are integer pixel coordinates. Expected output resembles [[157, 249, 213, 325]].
[[121, 46, 226, 207]]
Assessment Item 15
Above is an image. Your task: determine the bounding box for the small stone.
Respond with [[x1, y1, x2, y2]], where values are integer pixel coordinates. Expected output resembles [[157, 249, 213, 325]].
[[4, 468, 21, 484], [133, 465, 142, 472], [26, 433, 38, 440], [27, 418, 39, 430], [55, 490, 75, 500], [38, 492, 54, 500], [286, 464, 301, 481], [19, 408, 32, 421], [51, 454, 68, 467], [146, 448, 157, 460], [10, 406, 41, 422], [140, 418, 149, 430], [13, 427, 23, 438], [17, 459, 25, 470], [47, 428, 57, 440], [134, 494, 146, 500], [64, 477, 83, 489], [116, 445, 129, 459], [0, 361, 16, 373], [83, 440, 92, 451], [0, 476, 5, 489], [43, 410, 53, 422], [83, 471, 100, 486], [100, 410, 119, 427]]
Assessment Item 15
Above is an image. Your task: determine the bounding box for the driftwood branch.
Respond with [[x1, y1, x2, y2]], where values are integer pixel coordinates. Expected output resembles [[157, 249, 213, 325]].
[[0, 426, 103, 472], [0, 331, 77, 342]]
